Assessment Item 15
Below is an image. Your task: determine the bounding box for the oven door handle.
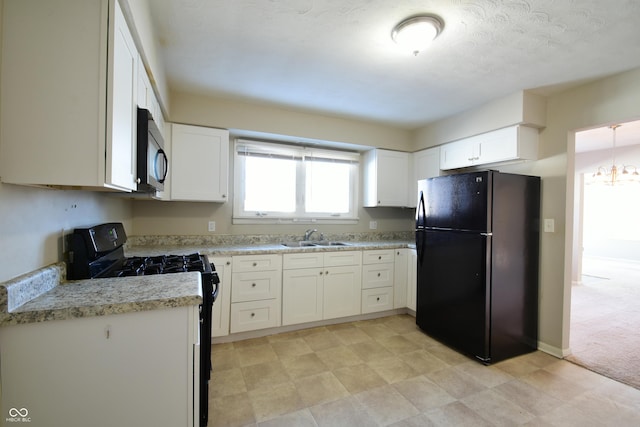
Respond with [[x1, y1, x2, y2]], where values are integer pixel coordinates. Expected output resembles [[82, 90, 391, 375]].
[[211, 282, 219, 302]]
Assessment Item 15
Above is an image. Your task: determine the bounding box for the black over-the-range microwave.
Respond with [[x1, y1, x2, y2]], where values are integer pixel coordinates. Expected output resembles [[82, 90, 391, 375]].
[[136, 107, 168, 193]]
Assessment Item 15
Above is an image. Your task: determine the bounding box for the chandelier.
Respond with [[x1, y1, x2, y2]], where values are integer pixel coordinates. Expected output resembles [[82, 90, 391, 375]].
[[592, 124, 640, 185]]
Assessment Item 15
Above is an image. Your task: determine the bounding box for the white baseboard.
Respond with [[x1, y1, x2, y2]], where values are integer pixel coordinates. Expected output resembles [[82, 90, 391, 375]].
[[537, 341, 569, 358]]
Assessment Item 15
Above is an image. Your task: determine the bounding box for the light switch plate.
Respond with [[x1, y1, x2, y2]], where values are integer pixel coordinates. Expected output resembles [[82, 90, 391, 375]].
[[208, 221, 216, 232], [544, 218, 555, 233]]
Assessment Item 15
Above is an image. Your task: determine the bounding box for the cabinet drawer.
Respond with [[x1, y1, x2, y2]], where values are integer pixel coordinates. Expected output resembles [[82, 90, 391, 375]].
[[230, 299, 281, 333], [362, 249, 394, 264], [232, 254, 282, 272], [324, 250, 362, 267], [362, 287, 394, 313], [283, 252, 324, 269], [231, 270, 281, 302], [362, 263, 394, 289]]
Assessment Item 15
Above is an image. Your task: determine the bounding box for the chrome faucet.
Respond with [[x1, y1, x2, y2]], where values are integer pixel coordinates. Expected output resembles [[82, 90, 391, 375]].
[[304, 228, 318, 241]]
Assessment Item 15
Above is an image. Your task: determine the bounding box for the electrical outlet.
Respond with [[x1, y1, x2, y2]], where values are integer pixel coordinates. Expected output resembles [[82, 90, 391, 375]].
[[208, 221, 216, 232], [369, 221, 378, 230]]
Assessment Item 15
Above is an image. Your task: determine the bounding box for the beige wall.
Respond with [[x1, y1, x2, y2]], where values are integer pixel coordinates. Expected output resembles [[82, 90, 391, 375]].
[[132, 91, 416, 237], [169, 91, 412, 150], [408, 67, 640, 356]]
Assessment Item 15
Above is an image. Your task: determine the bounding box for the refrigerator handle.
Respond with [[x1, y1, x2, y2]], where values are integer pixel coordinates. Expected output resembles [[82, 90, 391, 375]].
[[416, 191, 426, 229], [415, 191, 427, 265]]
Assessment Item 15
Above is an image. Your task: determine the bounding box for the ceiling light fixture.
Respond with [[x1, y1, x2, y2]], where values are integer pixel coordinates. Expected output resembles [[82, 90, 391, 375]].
[[391, 14, 444, 56], [591, 124, 640, 185]]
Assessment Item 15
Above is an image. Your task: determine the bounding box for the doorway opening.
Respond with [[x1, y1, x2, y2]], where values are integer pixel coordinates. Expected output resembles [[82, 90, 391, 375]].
[[569, 120, 640, 389]]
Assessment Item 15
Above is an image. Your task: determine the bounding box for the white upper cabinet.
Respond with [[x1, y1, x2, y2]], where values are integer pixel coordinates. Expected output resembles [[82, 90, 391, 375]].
[[363, 149, 410, 207], [170, 124, 230, 202], [440, 125, 539, 170], [0, 0, 138, 191], [407, 146, 441, 208]]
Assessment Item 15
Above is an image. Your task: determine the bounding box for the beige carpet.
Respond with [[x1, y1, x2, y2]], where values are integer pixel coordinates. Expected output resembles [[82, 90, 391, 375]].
[[567, 256, 640, 389]]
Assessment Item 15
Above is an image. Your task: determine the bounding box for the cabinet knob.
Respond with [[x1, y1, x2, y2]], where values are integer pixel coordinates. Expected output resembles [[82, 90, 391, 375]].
[[251, 283, 256, 287], [377, 273, 381, 277], [252, 262, 257, 267], [222, 194, 227, 198], [319, 271, 323, 275], [326, 271, 329, 275], [251, 312, 255, 317], [378, 256, 382, 260], [226, 261, 231, 265], [376, 297, 380, 301]]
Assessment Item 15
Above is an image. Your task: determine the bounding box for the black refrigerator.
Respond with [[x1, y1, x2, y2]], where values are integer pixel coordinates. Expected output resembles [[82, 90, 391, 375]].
[[415, 170, 540, 364]]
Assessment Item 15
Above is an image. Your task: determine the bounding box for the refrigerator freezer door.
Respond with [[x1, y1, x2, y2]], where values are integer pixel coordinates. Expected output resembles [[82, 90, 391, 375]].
[[420, 171, 491, 232], [416, 229, 491, 362]]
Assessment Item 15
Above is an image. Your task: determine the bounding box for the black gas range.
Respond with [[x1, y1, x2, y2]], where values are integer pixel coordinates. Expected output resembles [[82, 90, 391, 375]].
[[68, 222, 218, 427]]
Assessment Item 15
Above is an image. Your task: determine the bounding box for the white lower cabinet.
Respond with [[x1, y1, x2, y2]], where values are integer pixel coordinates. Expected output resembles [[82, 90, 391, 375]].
[[394, 249, 409, 309], [362, 249, 395, 313], [407, 249, 417, 312], [282, 251, 362, 325], [230, 254, 282, 333], [0, 306, 199, 427], [211, 256, 231, 337]]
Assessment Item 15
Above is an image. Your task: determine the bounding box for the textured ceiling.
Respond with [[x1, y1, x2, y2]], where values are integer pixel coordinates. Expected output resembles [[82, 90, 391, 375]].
[[149, 0, 640, 130]]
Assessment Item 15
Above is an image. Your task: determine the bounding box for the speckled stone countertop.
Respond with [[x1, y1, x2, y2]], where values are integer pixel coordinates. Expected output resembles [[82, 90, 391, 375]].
[[0, 266, 202, 327], [125, 231, 415, 257], [126, 240, 415, 258], [0, 232, 414, 327]]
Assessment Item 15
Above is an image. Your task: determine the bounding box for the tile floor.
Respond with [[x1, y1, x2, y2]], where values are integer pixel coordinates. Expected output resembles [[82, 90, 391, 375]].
[[209, 314, 640, 426]]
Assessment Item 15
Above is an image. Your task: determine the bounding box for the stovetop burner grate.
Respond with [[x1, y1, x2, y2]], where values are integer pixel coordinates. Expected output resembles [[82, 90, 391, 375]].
[[108, 253, 207, 277]]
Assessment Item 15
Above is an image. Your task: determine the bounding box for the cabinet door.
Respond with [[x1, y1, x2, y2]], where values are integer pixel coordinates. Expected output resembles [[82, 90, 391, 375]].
[[171, 124, 229, 201], [211, 257, 231, 337], [363, 149, 410, 207], [409, 147, 440, 208], [323, 265, 362, 320], [393, 249, 408, 309], [440, 139, 474, 170], [0, 307, 197, 427], [106, 1, 137, 191], [282, 268, 324, 325], [407, 249, 417, 312]]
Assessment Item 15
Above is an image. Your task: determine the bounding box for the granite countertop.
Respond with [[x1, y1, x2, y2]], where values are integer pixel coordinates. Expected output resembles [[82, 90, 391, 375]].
[[126, 240, 415, 257], [0, 265, 202, 327], [0, 236, 415, 327]]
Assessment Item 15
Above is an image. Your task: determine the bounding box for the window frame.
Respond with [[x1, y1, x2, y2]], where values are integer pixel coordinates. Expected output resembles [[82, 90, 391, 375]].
[[233, 139, 360, 224]]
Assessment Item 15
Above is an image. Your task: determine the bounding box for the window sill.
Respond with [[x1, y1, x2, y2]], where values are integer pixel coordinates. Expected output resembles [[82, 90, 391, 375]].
[[232, 217, 359, 225]]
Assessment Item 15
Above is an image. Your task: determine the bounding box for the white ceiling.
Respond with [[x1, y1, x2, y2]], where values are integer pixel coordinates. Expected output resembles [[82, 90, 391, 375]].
[[575, 119, 640, 154], [148, 0, 640, 132]]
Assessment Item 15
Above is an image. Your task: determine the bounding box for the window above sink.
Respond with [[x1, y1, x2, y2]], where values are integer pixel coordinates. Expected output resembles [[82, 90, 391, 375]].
[[233, 140, 360, 224]]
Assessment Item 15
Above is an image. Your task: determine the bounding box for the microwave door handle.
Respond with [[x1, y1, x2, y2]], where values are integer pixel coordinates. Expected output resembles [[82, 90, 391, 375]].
[[156, 149, 168, 184]]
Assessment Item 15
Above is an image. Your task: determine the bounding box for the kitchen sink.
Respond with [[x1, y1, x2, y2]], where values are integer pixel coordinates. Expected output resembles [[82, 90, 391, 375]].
[[281, 241, 318, 247], [313, 241, 349, 246], [280, 241, 350, 247]]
